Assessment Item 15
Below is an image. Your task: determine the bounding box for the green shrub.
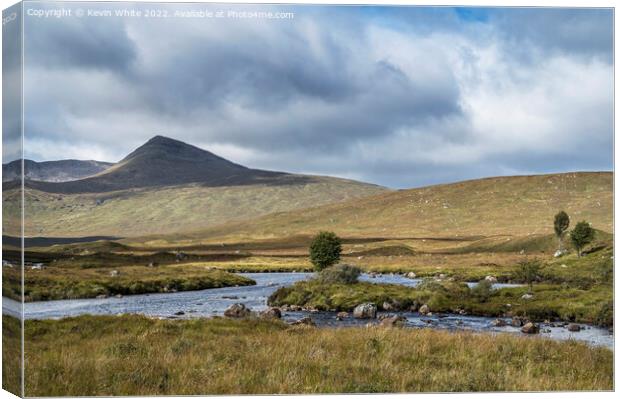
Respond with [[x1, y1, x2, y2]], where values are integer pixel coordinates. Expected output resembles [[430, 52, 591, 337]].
[[595, 301, 613, 327], [470, 280, 493, 303], [317, 264, 361, 284]]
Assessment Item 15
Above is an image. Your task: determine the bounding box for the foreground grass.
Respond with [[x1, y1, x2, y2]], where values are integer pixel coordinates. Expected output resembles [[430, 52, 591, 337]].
[[7, 315, 612, 395], [3, 266, 255, 301]]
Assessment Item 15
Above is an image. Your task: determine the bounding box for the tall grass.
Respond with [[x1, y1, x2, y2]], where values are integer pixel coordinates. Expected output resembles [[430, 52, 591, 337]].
[[7, 315, 612, 395]]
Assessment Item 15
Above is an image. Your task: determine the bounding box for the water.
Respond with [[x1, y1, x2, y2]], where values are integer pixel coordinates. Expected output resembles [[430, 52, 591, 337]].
[[3, 272, 613, 350]]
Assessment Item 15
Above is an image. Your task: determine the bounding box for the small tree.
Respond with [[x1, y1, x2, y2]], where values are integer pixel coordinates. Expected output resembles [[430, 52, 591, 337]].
[[571, 221, 595, 257], [516, 260, 541, 293], [309, 231, 342, 271], [553, 211, 570, 251]]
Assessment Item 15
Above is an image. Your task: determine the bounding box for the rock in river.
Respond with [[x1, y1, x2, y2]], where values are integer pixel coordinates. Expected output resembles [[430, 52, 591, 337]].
[[336, 312, 348, 321], [224, 303, 251, 318], [379, 315, 407, 327], [521, 322, 539, 334], [491, 318, 507, 327], [419, 304, 430, 315], [260, 307, 282, 319], [353, 303, 377, 319], [567, 323, 581, 332]]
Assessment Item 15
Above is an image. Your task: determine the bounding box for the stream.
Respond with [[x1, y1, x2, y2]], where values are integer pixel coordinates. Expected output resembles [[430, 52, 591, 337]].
[[2, 272, 613, 350]]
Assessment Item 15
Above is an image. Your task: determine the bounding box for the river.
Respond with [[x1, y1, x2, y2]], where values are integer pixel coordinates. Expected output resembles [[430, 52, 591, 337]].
[[2, 272, 613, 350]]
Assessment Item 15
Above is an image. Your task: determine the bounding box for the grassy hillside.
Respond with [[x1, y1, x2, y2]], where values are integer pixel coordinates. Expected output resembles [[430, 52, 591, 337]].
[[2, 178, 386, 237], [169, 172, 612, 243]]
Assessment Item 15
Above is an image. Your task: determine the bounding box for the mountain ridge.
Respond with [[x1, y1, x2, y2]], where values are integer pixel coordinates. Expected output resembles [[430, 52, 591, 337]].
[[10, 135, 370, 194]]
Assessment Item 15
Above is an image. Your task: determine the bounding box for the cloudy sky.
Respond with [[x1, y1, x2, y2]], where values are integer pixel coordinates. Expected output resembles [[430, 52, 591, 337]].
[[7, 2, 614, 188]]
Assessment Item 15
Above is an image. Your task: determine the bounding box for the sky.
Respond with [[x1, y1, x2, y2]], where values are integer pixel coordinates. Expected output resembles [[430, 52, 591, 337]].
[[4, 2, 614, 188]]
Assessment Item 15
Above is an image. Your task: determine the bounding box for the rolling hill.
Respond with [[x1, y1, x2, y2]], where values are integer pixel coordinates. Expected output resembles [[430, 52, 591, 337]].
[[2, 136, 387, 237], [146, 171, 612, 244], [2, 159, 112, 183]]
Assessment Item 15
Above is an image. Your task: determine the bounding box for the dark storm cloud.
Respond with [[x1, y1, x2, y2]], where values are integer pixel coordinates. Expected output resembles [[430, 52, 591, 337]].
[[18, 4, 613, 188], [25, 11, 136, 71]]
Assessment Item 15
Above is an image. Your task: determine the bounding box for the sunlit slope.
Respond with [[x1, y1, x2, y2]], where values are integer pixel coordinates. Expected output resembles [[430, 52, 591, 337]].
[[3, 177, 386, 237], [173, 172, 612, 242]]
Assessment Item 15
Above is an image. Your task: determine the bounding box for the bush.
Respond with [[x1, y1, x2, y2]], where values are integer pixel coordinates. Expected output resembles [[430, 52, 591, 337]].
[[470, 280, 493, 303], [514, 260, 541, 292], [317, 264, 361, 284], [309, 231, 342, 271], [595, 301, 613, 327]]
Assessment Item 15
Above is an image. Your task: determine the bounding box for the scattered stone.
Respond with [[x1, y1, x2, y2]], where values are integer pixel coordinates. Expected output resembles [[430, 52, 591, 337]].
[[291, 317, 315, 326], [484, 275, 498, 283], [491, 318, 507, 327], [224, 303, 251, 318], [406, 272, 417, 279], [109, 270, 120, 277], [114, 294, 123, 298], [96, 294, 108, 299], [521, 322, 539, 334], [418, 304, 430, 315], [147, 262, 159, 267], [379, 315, 407, 327], [260, 307, 282, 319], [521, 293, 534, 300], [554, 249, 567, 258], [560, 264, 568, 268], [336, 312, 348, 321], [567, 323, 581, 332], [382, 301, 394, 311], [511, 317, 526, 327], [353, 303, 377, 319]]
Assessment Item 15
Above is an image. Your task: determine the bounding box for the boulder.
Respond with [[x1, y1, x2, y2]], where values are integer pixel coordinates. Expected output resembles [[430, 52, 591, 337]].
[[511, 317, 525, 327], [521, 293, 534, 300], [174, 311, 185, 316], [418, 304, 430, 315], [353, 303, 377, 319], [379, 315, 407, 328], [382, 301, 394, 311], [260, 307, 282, 319], [406, 272, 417, 279], [567, 323, 581, 332], [521, 322, 539, 334], [224, 303, 251, 318], [484, 275, 498, 283], [109, 270, 120, 277]]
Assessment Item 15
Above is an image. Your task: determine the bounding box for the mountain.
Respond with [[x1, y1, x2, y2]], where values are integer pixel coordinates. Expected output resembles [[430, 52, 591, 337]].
[[2, 136, 387, 237], [169, 171, 613, 242], [15, 136, 314, 194], [2, 159, 112, 183]]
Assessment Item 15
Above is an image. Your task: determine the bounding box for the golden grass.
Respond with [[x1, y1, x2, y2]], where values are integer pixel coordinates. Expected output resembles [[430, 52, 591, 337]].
[[12, 315, 612, 396]]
